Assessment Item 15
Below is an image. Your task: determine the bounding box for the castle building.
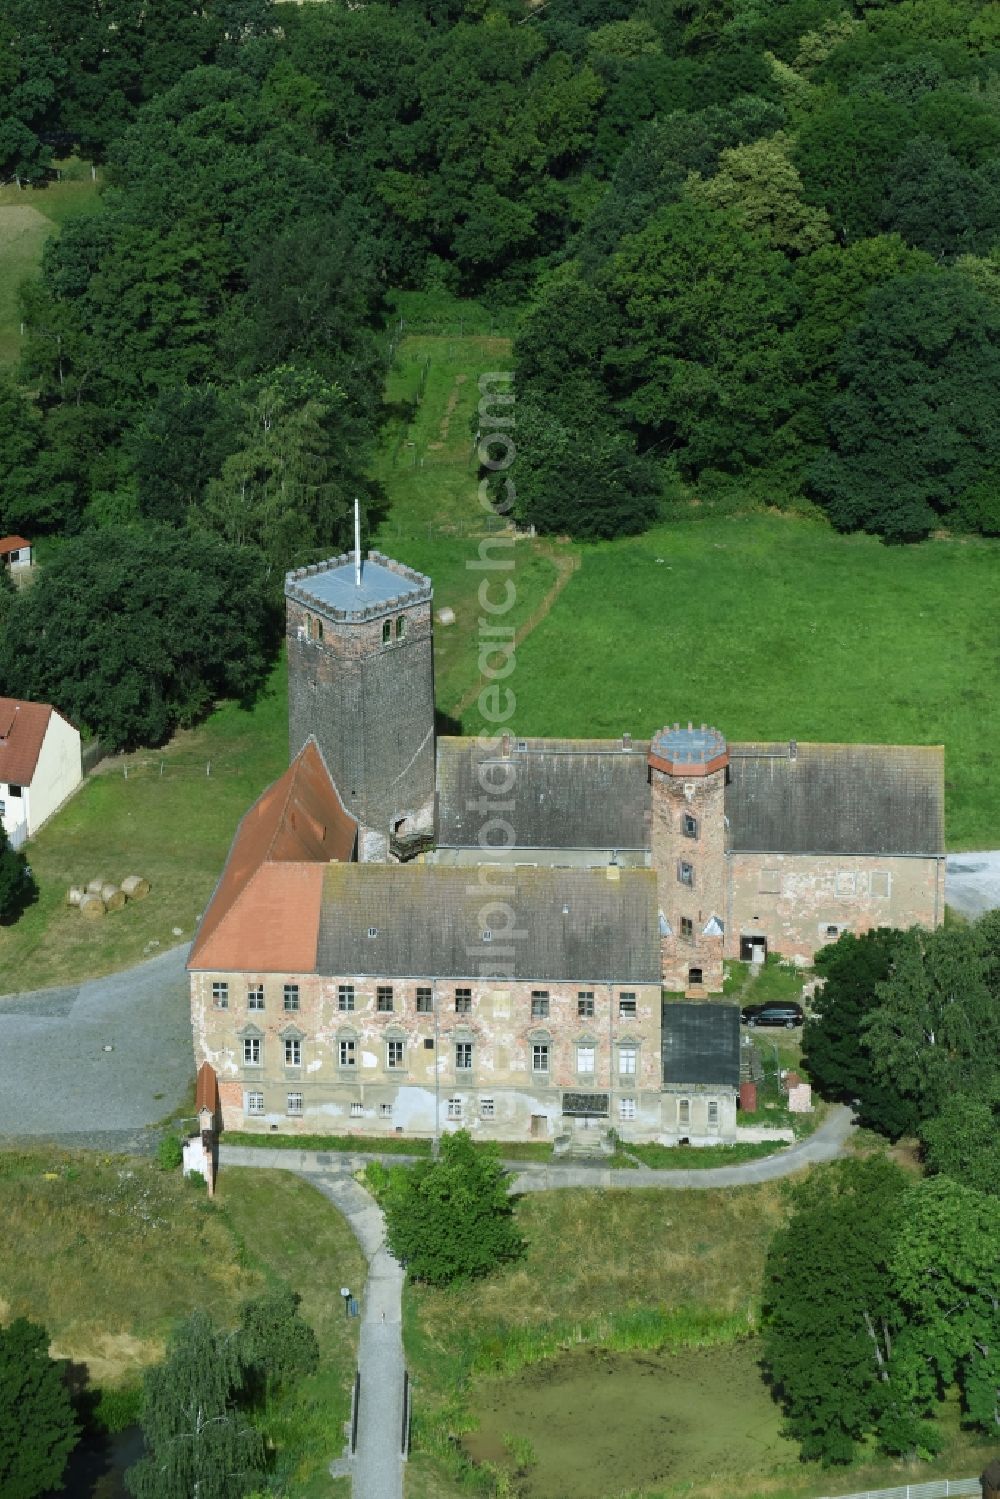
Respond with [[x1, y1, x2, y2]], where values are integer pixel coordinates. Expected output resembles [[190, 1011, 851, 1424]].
[[188, 547, 945, 1144]]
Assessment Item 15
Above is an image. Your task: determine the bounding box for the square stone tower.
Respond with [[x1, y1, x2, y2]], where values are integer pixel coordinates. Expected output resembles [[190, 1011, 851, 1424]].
[[285, 550, 435, 862], [648, 724, 729, 993]]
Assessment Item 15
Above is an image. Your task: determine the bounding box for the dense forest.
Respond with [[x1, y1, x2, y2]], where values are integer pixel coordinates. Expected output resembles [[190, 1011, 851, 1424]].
[[0, 0, 998, 737]]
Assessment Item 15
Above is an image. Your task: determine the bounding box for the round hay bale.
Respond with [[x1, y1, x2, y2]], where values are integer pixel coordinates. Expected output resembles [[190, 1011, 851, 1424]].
[[66, 886, 83, 907], [86, 877, 105, 894], [80, 893, 106, 919], [103, 886, 127, 913], [121, 875, 150, 901]]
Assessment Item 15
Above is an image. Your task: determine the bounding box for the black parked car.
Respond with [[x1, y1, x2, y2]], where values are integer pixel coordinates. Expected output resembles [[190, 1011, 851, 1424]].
[[740, 1001, 804, 1029]]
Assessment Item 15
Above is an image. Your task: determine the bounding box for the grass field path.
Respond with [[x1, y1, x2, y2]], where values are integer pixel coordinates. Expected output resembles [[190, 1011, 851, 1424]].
[[448, 543, 581, 721]]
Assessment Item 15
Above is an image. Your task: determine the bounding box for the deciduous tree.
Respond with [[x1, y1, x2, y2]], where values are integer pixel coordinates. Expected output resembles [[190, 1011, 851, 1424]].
[[379, 1130, 524, 1286], [127, 1311, 264, 1499]]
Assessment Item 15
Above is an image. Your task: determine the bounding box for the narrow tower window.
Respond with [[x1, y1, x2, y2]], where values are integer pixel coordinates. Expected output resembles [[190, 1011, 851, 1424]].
[[396, 616, 406, 641], [382, 619, 391, 645]]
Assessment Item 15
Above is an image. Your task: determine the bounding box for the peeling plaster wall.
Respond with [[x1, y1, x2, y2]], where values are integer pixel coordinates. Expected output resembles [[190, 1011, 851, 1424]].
[[727, 852, 944, 963], [191, 970, 664, 1139]]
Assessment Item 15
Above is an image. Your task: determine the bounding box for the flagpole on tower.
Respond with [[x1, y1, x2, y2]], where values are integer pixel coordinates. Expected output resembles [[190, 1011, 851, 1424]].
[[354, 498, 361, 586]]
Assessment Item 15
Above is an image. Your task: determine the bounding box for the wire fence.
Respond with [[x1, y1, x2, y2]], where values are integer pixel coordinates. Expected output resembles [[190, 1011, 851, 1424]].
[[816, 1476, 981, 1499]]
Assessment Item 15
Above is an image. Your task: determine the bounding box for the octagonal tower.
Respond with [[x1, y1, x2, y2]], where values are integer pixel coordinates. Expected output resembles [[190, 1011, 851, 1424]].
[[648, 723, 729, 993]]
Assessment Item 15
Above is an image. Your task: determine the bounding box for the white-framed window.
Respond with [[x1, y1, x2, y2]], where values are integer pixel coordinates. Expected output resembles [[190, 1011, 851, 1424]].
[[532, 1043, 549, 1074], [480, 1097, 495, 1118], [8, 783, 22, 798], [283, 984, 300, 1012], [247, 984, 264, 1011], [338, 984, 355, 1012], [376, 986, 394, 1013], [678, 1098, 691, 1127], [619, 1097, 636, 1121], [618, 993, 637, 1018], [244, 1089, 264, 1115], [287, 1092, 303, 1116], [350, 1101, 364, 1118], [531, 991, 549, 1018], [455, 1042, 473, 1071], [447, 1098, 462, 1120], [243, 1036, 261, 1066], [577, 991, 595, 1018], [618, 1045, 637, 1077], [338, 1039, 356, 1068], [416, 987, 433, 1013], [577, 1044, 595, 1075], [707, 1099, 719, 1129], [386, 1039, 405, 1070], [212, 981, 229, 1009], [455, 988, 472, 1013], [284, 1037, 302, 1068], [379, 1102, 393, 1118], [482, 929, 492, 942]]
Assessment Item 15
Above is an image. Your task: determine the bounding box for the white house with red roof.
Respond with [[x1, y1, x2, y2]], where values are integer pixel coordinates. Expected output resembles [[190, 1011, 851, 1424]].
[[0, 698, 82, 848], [0, 536, 32, 572]]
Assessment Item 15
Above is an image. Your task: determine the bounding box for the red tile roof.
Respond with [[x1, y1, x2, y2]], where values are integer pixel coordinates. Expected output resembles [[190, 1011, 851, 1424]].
[[0, 536, 30, 557], [188, 738, 357, 972], [0, 697, 55, 786], [195, 1061, 219, 1118]]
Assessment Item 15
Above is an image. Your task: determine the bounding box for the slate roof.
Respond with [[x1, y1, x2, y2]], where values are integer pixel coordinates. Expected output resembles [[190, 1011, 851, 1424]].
[[436, 737, 651, 851], [188, 738, 357, 972], [661, 1002, 741, 1088], [318, 863, 660, 982], [0, 697, 58, 786], [725, 743, 945, 856]]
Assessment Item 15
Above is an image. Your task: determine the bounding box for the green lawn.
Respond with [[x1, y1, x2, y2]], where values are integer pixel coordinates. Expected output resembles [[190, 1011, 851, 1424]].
[[0, 165, 101, 367], [462, 516, 1000, 848], [0, 659, 288, 994]]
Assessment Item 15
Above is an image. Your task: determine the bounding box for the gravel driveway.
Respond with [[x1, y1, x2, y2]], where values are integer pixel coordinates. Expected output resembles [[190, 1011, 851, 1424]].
[[0, 944, 192, 1147], [945, 852, 1000, 920]]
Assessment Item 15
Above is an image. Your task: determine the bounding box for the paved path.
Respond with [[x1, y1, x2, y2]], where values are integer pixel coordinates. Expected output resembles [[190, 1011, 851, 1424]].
[[300, 1174, 405, 1499], [0, 944, 192, 1145], [221, 1104, 854, 1192], [945, 851, 1000, 919]]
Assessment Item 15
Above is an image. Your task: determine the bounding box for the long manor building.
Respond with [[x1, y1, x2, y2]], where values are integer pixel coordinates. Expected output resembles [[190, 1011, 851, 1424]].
[[188, 548, 945, 1143]]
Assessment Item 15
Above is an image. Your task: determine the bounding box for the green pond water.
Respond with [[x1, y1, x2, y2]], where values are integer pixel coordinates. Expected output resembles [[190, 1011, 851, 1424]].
[[463, 1340, 798, 1499]]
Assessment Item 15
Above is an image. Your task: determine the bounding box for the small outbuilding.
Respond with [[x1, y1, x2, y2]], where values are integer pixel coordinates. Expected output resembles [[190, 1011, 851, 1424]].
[[0, 697, 82, 848], [0, 535, 32, 571], [981, 1459, 1000, 1499], [661, 1001, 741, 1143]]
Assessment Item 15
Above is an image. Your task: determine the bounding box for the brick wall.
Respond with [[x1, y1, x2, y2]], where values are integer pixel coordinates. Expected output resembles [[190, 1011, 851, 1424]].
[[650, 762, 728, 990], [727, 852, 944, 963]]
